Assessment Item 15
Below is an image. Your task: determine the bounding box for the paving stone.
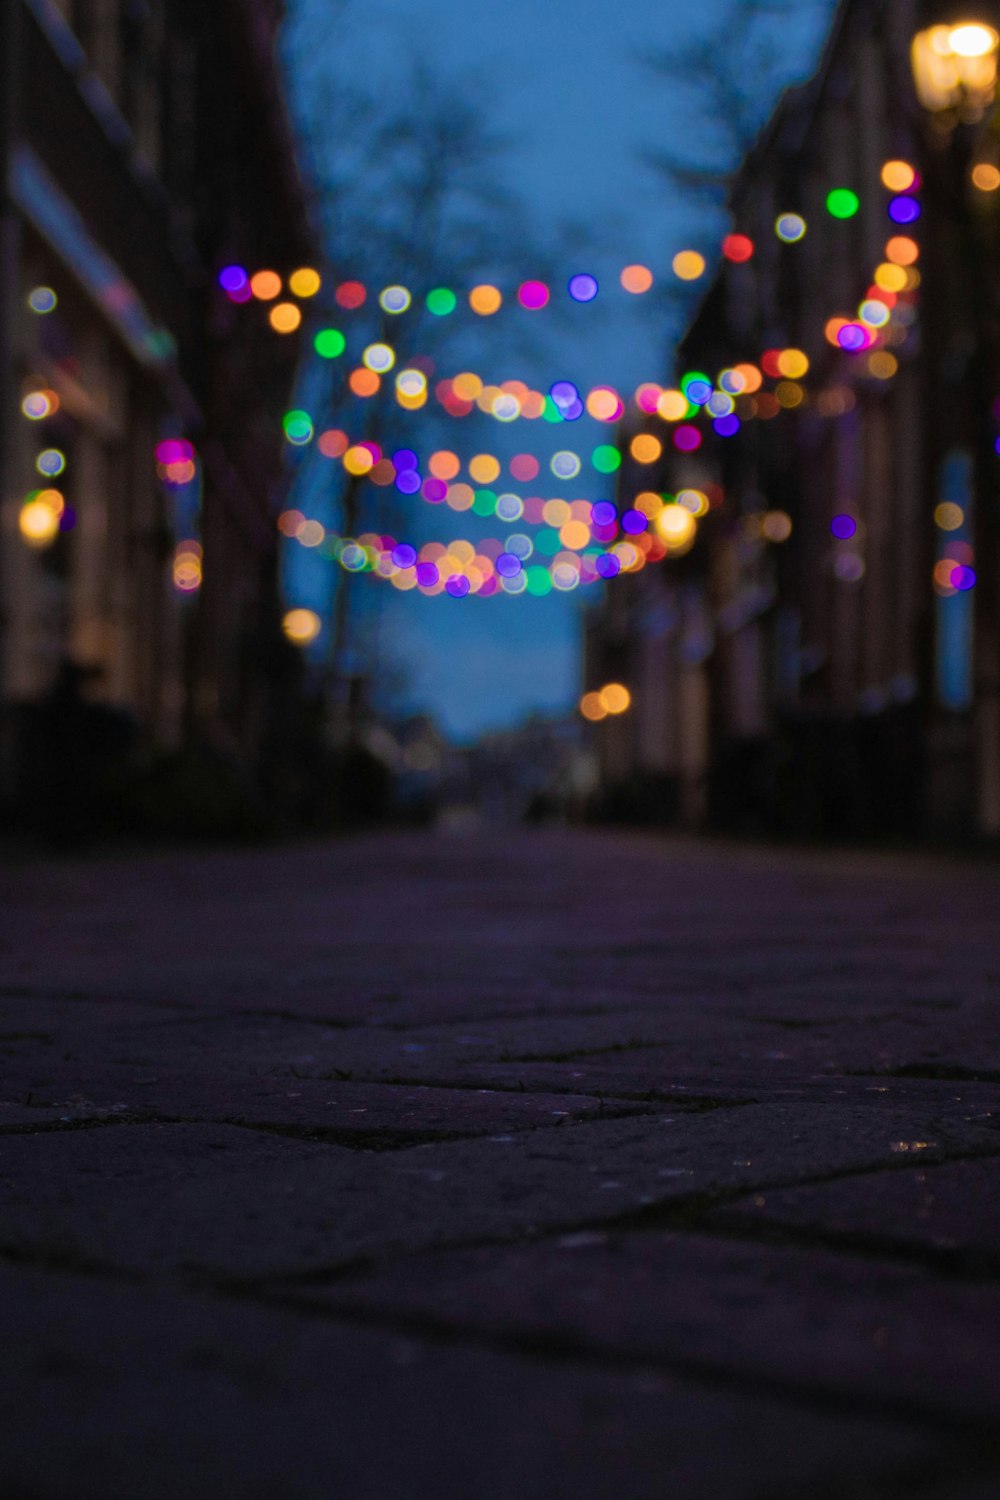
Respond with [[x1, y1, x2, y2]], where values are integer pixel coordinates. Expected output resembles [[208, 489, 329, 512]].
[[0, 1065, 641, 1138], [1, 1104, 996, 1280], [709, 1155, 1000, 1265], [4, 829, 1000, 1494], [0, 1262, 967, 1500], [298, 1227, 1000, 1429]]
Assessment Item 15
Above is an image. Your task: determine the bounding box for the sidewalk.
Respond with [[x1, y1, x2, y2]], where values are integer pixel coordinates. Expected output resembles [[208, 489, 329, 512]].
[[2, 828, 999, 1498]]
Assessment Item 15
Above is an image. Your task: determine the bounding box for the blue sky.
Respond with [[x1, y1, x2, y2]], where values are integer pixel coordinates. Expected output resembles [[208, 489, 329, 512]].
[[282, 0, 833, 740]]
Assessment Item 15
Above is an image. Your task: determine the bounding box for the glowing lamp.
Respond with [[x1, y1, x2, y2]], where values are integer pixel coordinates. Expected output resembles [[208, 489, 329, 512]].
[[911, 22, 999, 114]]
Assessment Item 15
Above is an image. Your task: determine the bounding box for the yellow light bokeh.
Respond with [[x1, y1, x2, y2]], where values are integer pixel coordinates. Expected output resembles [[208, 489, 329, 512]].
[[269, 302, 302, 333], [868, 352, 898, 380], [777, 348, 809, 379], [655, 506, 697, 548], [289, 267, 321, 298], [881, 160, 917, 192], [972, 162, 1000, 191], [19, 500, 60, 547], [579, 692, 607, 722], [775, 381, 805, 408], [599, 683, 632, 715], [469, 285, 502, 315], [635, 491, 665, 518], [35, 487, 65, 517], [468, 454, 501, 485], [282, 609, 322, 645], [935, 502, 965, 531], [734, 363, 762, 394], [672, 250, 706, 281], [343, 445, 375, 476], [875, 262, 908, 292], [656, 389, 689, 421], [452, 371, 483, 401], [630, 433, 663, 464], [949, 22, 999, 58], [559, 520, 591, 551]]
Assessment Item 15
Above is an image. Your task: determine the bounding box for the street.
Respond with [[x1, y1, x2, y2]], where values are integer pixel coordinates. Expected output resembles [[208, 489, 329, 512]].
[[1, 828, 1000, 1497]]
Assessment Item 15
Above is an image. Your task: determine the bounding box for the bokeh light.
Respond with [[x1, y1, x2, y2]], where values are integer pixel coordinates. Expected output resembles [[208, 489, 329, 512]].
[[426, 287, 457, 315], [599, 683, 631, 715], [518, 280, 550, 309], [22, 390, 58, 420], [972, 163, 1000, 192], [380, 285, 412, 313], [672, 250, 706, 281], [722, 234, 754, 262], [289, 268, 321, 298], [886, 236, 919, 265], [657, 390, 690, 421], [19, 498, 61, 548], [592, 445, 622, 473], [620, 264, 653, 294], [469, 284, 502, 315], [888, 196, 921, 224], [349, 368, 380, 398], [935, 502, 965, 530], [655, 506, 697, 549], [283, 609, 322, 645], [881, 160, 917, 192], [36, 449, 65, 477], [28, 286, 58, 314], [336, 281, 366, 309], [775, 213, 806, 242], [363, 342, 396, 373], [250, 270, 281, 300], [630, 433, 662, 464], [269, 302, 301, 333], [568, 273, 599, 302], [826, 188, 860, 218], [314, 328, 346, 358]]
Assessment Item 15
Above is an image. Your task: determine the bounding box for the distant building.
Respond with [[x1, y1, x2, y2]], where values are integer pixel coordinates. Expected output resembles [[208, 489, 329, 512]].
[[0, 0, 313, 826], [586, 0, 1000, 840]]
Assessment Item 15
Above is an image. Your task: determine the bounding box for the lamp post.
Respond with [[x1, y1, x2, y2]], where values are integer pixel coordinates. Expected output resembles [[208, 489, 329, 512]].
[[911, 13, 1000, 834], [911, 21, 999, 116]]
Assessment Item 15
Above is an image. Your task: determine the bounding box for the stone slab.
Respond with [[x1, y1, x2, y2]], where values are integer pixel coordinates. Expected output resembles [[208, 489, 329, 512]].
[[1, 1104, 997, 1280], [299, 1227, 1000, 1428], [0, 1261, 966, 1500], [710, 1155, 1000, 1265]]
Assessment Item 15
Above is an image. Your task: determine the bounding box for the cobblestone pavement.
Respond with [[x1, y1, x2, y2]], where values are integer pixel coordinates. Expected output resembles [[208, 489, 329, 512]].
[[2, 828, 1000, 1499]]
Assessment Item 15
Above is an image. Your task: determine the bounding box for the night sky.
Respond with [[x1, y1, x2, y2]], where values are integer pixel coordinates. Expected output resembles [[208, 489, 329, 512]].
[[282, 0, 833, 741]]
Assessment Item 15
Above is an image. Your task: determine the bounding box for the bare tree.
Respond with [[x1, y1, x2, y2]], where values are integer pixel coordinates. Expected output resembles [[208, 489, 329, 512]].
[[643, 0, 837, 210], [278, 41, 583, 733]]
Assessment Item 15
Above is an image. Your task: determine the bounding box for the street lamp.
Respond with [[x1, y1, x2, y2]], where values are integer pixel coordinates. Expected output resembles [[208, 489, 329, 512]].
[[911, 21, 999, 116], [910, 14, 1000, 833]]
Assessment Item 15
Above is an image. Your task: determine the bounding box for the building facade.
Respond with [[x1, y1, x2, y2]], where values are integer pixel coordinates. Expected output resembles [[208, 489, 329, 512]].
[[0, 0, 313, 828], [586, 0, 1000, 840]]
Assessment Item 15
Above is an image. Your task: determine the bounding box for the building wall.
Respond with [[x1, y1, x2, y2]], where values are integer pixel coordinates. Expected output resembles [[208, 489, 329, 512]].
[[1, 0, 313, 821], [586, 0, 1000, 839]]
